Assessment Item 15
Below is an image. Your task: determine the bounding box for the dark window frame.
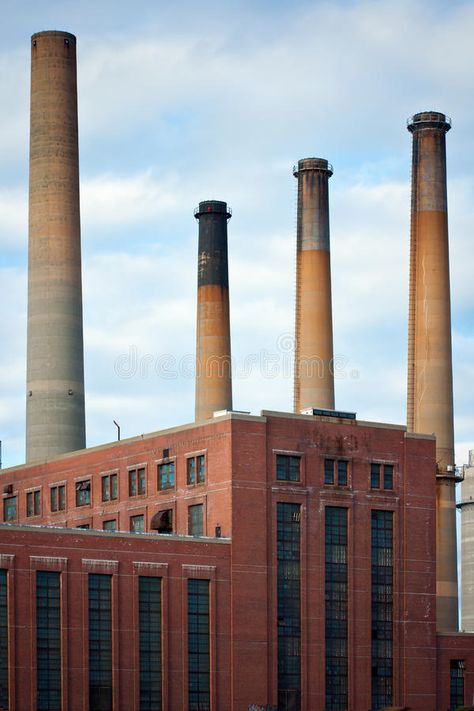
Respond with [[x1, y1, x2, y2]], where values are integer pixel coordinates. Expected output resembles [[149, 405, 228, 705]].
[[103, 519, 117, 532], [101, 473, 118, 502], [276, 454, 301, 482], [3, 495, 17, 522], [88, 574, 112, 711], [75, 479, 91, 507], [188, 504, 204, 536], [450, 659, 465, 710], [324, 458, 349, 487], [27, 489, 41, 517], [188, 579, 210, 711], [157, 461, 175, 491], [129, 467, 146, 497], [50, 484, 66, 513], [139, 576, 162, 710], [371, 509, 394, 710], [130, 514, 145, 533], [371, 463, 395, 491], [187, 454, 206, 486], [0, 569, 8, 709]]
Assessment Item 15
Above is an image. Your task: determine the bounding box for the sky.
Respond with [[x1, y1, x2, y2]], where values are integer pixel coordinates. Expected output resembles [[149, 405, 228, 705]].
[[0, 0, 473, 471]]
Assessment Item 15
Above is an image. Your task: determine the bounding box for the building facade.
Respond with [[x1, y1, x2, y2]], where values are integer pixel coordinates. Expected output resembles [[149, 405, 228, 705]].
[[1, 410, 474, 710]]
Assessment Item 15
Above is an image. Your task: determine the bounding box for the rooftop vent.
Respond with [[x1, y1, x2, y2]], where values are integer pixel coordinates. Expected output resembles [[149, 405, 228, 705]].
[[300, 407, 356, 420]]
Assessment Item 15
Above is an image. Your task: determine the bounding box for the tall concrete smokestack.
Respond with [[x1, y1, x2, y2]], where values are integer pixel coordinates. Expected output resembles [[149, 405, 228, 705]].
[[26, 31, 85, 462], [293, 158, 335, 413], [194, 201, 232, 421], [406, 111, 457, 630]]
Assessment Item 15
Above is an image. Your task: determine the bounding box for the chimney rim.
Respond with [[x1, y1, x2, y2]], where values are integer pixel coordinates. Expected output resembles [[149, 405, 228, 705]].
[[293, 157, 333, 178], [407, 111, 451, 133], [31, 30, 77, 43]]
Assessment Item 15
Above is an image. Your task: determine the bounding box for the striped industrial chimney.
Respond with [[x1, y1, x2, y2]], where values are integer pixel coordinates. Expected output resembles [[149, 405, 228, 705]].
[[26, 31, 86, 462], [406, 111, 458, 630], [194, 201, 232, 421], [293, 158, 335, 413]]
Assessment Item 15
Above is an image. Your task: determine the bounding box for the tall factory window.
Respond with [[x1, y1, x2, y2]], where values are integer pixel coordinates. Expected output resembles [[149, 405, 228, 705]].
[[88, 574, 112, 711], [75, 479, 91, 507], [371, 510, 393, 710], [3, 495, 17, 522], [188, 504, 204, 536], [0, 569, 8, 710], [102, 474, 118, 502], [188, 579, 210, 711], [370, 463, 394, 491], [277, 502, 301, 711], [36, 571, 61, 711], [51, 485, 66, 512], [450, 660, 465, 710], [158, 462, 175, 491], [27, 489, 41, 517], [325, 507, 348, 711], [130, 515, 145, 533], [187, 455, 205, 485], [324, 459, 348, 486], [129, 468, 146, 497], [276, 454, 301, 482], [139, 577, 162, 711]]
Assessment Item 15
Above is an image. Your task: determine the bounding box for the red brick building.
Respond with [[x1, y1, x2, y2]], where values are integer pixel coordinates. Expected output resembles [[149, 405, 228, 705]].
[[1, 410, 474, 710]]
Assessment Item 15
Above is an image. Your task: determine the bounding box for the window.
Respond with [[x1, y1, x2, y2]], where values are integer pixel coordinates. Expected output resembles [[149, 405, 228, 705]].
[[139, 577, 162, 710], [88, 574, 112, 711], [36, 571, 61, 711], [0, 569, 8, 710], [325, 459, 348, 486], [371, 463, 394, 491], [27, 489, 41, 517], [188, 504, 204, 536], [102, 474, 118, 502], [187, 455, 205, 485], [103, 520, 117, 532], [51, 485, 66, 512], [129, 468, 146, 497], [158, 461, 175, 491], [130, 515, 145, 533], [75, 479, 91, 507], [188, 579, 210, 711], [325, 507, 348, 711], [450, 660, 465, 710], [277, 502, 301, 711], [3, 495, 17, 522], [371, 510, 393, 710], [76, 524, 90, 530], [150, 509, 173, 534], [276, 454, 301, 482]]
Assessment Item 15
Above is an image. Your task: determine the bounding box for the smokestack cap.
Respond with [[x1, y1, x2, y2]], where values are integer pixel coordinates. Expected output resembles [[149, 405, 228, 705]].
[[31, 30, 76, 43], [194, 200, 232, 220], [293, 157, 333, 178], [407, 111, 451, 133]]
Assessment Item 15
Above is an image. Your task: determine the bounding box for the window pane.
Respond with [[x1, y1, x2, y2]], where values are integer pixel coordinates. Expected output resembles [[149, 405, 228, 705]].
[[76, 480, 91, 507], [139, 577, 162, 710], [383, 465, 393, 490], [4, 496, 17, 522], [27, 491, 34, 517], [102, 476, 110, 501], [138, 468, 146, 495], [337, 461, 348, 486], [450, 660, 465, 710], [34, 490, 41, 515], [189, 505, 204, 536], [325, 459, 335, 485], [187, 458, 196, 485], [370, 463, 381, 489], [37, 571, 61, 711], [276, 455, 300, 482], [131, 515, 145, 533], [129, 470, 137, 497], [51, 487, 58, 512], [277, 503, 301, 711], [188, 579, 210, 711], [325, 507, 348, 710], [111, 474, 118, 500], [58, 485, 66, 511], [103, 520, 117, 532], [88, 574, 112, 711], [371, 510, 393, 710], [158, 462, 175, 490], [197, 455, 205, 484]]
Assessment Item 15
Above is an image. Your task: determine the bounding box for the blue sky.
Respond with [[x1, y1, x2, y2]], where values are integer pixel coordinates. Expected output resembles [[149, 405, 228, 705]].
[[0, 0, 473, 469]]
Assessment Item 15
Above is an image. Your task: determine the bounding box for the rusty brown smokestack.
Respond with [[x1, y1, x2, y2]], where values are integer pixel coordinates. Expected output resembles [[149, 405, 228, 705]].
[[194, 200, 232, 421], [406, 111, 458, 630], [293, 158, 335, 413], [26, 31, 86, 462]]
